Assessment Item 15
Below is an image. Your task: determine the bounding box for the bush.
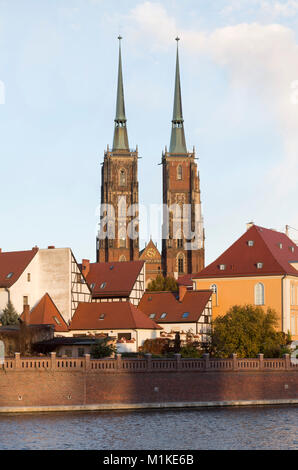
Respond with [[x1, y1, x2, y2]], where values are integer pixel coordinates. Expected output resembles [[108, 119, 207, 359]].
[[90, 339, 117, 358], [211, 304, 292, 358], [140, 337, 172, 355], [180, 344, 202, 358]]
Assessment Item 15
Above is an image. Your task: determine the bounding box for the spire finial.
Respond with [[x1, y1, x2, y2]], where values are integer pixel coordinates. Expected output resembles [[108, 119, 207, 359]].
[[169, 37, 187, 154], [113, 36, 129, 150]]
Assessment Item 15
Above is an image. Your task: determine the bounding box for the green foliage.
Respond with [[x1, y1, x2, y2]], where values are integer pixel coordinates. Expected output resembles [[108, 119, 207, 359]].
[[0, 301, 19, 326], [211, 304, 292, 358], [90, 338, 117, 359], [180, 344, 202, 358], [147, 274, 178, 292]]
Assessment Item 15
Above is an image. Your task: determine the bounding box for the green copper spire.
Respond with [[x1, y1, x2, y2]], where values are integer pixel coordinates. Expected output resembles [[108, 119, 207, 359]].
[[169, 37, 187, 154], [113, 36, 129, 151]]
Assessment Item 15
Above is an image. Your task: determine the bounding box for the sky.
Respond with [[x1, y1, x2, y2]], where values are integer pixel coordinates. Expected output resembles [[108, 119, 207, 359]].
[[0, 0, 298, 265]]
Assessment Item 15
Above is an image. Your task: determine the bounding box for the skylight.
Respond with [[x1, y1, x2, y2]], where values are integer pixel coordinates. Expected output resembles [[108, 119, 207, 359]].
[[247, 240, 254, 247], [100, 282, 106, 289], [182, 312, 189, 318], [6, 272, 13, 279], [160, 313, 167, 319], [149, 313, 156, 319], [99, 313, 105, 320], [257, 263, 263, 269], [219, 264, 226, 271]]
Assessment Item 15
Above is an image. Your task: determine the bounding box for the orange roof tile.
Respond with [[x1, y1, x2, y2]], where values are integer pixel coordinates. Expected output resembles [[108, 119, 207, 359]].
[[69, 301, 162, 331], [86, 261, 145, 298], [193, 225, 298, 279], [0, 248, 38, 288], [139, 290, 212, 323], [20, 293, 69, 332]]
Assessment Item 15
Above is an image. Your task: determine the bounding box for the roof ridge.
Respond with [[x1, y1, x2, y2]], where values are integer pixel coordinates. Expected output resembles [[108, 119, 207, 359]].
[[254, 226, 287, 274]]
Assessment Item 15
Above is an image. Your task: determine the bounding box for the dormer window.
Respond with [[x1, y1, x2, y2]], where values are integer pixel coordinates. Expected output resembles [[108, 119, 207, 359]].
[[257, 263, 263, 269], [290, 246, 295, 253], [219, 264, 226, 271], [247, 240, 254, 247], [278, 243, 283, 249]]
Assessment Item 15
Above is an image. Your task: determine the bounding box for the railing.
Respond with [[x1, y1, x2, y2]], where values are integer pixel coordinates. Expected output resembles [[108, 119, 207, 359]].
[[1, 352, 297, 372]]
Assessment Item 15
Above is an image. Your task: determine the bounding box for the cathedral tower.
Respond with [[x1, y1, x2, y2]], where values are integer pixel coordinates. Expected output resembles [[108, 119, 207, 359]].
[[162, 38, 205, 278], [97, 37, 139, 263]]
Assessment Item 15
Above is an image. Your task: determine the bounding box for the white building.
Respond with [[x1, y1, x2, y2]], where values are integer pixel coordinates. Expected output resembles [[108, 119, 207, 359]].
[[0, 247, 91, 324]]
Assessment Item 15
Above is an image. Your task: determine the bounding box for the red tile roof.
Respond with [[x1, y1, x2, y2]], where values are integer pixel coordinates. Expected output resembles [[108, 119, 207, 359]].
[[86, 261, 145, 298], [0, 248, 38, 288], [20, 293, 69, 332], [193, 225, 298, 279], [69, 301, 162, 331], [177, 273, 193, 286], [138, 290, 212, 323]]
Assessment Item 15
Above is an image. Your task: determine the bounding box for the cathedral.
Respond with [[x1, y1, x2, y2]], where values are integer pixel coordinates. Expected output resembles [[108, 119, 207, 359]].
[[96, 37, 205, 286]]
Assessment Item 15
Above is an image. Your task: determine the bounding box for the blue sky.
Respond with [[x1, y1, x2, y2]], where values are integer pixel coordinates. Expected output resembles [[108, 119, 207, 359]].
[[0, 0, 298, 265]]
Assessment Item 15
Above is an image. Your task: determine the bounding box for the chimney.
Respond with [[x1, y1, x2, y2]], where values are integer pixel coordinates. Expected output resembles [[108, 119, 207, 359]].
[[82, 259, 90, 277], [246, 221, 254, 231], [48, 246, 55, 249], [179, 285, 187, 302], [23, 305, 30, 325]]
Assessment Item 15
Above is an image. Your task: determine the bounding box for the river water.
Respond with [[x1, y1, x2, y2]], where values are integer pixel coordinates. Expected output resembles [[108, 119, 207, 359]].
[[0, 406, 297, 450]]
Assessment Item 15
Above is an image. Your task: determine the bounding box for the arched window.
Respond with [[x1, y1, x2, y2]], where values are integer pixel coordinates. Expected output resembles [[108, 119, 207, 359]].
[[118, 197, 126, 218], [254, 283, 265, 306], [119, 169, 126, 186], [118, 227, 126, 248], [211, 284, 218, 306], [177, 165, 182, 180], [177, 254, 184, 274]]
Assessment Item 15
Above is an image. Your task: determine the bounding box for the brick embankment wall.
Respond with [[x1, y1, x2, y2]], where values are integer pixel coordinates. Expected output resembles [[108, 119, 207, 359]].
[[0, 353, 297, 411]]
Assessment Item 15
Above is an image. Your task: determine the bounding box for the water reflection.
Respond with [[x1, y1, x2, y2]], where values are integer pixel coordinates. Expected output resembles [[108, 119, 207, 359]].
[[0, 406, 297, 450]]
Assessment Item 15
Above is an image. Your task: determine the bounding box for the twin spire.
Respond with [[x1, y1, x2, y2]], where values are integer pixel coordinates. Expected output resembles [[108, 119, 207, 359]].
[[112, 36, 187, 154]]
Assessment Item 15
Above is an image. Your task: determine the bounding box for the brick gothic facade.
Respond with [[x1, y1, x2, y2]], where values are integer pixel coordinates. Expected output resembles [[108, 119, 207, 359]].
[[96, 37, 139, 263], [97, 38, 204, 279], [97, 148, 139, 263], [162, 39, 204, 278]]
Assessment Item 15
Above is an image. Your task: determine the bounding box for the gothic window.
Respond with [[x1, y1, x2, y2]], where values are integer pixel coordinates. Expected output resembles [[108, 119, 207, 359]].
[[118, 227, 126, 248], [118, 197, 126, 218], [177, 254, 184, 274], [177, 238, 183, 248], [254, 283, 265, 306], [119, 169, 126, 186], [177, 165, 182, 180]]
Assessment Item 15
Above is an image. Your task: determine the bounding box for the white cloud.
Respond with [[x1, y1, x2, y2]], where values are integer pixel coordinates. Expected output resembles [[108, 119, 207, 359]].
[[125, 2, 298, 221], [221, 0, 298, 19]]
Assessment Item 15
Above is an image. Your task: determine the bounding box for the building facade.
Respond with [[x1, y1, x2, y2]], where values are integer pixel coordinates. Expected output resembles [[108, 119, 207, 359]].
[[161, 39, 205, 279], [192, 224, 298, 341], [97, 37, 139, 264]]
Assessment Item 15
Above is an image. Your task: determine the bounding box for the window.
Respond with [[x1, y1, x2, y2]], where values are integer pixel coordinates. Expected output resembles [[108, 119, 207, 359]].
[[99, 313, 105, 320], [177, 239, 183, 248], [160, 313, 167, 319], [247, 240, 254, 247], [64, 349, 72, 358], [211, 284, 218, 306], [204, 316, 210, 323], [6, 272, 13, 279], [117, 333, 131, 341], [100, 282, 106, 289], [119, 255, 126, 262], [178, 255, 184, 274], [177, 165, 182, 180], [256, 262, 263, 269], [90, 283, 95, 290], [27, 273, 31, 282], [23, 296, 28, 306], [78, 348, 85, 358], [291, 284, 296, 306], [278, 243, 283, 249], [182, 312, 189, 318], [118, 227, 126, 248], [219, 264, 226, 271], [119, 169, 126, 186], [149, 313, 156, 319], [255, 283, 265, 306]]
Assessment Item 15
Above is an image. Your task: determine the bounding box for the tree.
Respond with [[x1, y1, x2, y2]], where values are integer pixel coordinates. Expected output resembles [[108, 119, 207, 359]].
[[147, 274, 178, 292], [174, 332, 181, 353], [210, 304, 292, 358], [90, 338, 117, 359], [0, 301, 19, 326]]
